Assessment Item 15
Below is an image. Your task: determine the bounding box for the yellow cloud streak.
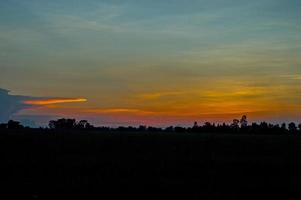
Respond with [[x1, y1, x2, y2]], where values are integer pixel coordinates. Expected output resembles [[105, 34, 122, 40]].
[[23, 98, 87, 105]]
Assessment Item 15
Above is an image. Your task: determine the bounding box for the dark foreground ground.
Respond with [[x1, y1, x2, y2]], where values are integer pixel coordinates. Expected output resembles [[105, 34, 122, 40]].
[[1, 130, 301, 199]]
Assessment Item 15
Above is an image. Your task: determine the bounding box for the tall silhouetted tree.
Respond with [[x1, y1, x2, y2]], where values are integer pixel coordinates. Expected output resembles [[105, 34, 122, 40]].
[[193, 121, 198, 128], [288, 122, 297, 134], [240, 115, 248, 127]]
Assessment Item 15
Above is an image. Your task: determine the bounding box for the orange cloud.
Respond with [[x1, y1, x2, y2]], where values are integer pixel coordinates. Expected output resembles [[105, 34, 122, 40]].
[[83, 108, 156, 116], [137, 91, 186, 100], [23, 98, 87, 105]]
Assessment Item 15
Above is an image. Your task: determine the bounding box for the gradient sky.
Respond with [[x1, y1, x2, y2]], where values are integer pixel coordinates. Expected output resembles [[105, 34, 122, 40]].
[[1, 0, 301, 126]]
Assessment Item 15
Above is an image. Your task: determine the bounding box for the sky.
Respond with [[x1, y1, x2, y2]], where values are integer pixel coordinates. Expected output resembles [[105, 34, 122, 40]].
[[0, 0, 301, 127]]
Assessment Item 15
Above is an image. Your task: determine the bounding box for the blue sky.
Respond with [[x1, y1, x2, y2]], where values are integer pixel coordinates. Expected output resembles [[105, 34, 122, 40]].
[[0, 0, 301, 126]]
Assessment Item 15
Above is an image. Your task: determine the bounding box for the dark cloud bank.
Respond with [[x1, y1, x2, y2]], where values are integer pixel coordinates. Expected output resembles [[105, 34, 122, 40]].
[[0, 88, 33, 122], [0, 88, 56, 126], [0, 88, 81, 127]]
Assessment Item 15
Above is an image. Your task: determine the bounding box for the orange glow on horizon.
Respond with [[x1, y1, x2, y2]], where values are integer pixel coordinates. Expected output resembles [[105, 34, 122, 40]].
[[17, 81, 301, 126]]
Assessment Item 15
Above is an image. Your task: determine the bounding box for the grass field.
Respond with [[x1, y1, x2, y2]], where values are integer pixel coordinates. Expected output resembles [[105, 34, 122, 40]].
[[1, 130, 301, 199]]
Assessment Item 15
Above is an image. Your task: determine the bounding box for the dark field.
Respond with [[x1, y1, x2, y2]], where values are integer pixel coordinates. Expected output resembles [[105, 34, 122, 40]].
[[1, 130, 301, 199]]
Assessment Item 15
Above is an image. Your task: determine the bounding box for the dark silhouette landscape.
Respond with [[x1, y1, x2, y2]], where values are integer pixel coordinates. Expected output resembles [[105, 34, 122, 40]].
[[1, 117, 301, 199], [2, 0, 301, 199]]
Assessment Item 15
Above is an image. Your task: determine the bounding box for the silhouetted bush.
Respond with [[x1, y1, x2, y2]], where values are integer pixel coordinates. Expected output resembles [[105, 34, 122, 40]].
[[7, 120, 24, 129]]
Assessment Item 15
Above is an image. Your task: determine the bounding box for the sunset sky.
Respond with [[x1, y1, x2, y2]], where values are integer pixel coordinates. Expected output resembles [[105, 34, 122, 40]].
[[1, 0, 301, 127]]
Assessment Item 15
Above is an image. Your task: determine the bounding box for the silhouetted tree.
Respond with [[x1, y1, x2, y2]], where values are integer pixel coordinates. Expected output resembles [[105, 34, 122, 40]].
[[259, 122, 269, 133], [202, 122, 216, 132], [138, 125, 147, 131], [240, 115, 248, 127], [165, 126, 174, 132], [288, 122, 297, 134], [193, 121, 198, 128], [7, 120, 23, 129], [281, 123, 287, 130], [49, 118, 76, 129], [191, 122, 200, 132], [220, 123, 232, 133], [76, 120, 88, 129], [231, 119, 240, 131], [74, 120, 94, 129]]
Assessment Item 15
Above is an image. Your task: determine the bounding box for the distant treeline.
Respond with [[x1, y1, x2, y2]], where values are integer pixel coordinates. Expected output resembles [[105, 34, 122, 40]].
[[1, 116, 301, 135]]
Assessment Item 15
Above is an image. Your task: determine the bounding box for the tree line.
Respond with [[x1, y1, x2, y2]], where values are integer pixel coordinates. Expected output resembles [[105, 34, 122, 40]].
[[1, 116, 301, 135]]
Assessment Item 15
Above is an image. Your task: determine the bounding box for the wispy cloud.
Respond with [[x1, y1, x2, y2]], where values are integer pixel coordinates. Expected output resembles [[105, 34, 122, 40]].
[[23, 98, 87, 105], [280, 74, 301, 80], [83, 108, 155, 116], [137, 91, 186, 100]]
